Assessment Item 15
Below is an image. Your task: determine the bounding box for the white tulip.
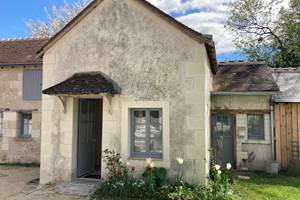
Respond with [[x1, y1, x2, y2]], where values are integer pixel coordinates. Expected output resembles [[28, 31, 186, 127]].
[[119, 158, 123, 163], [215, 164, 221, 171], [149, 162, 155, 168], [217, 170, 222, 175], [176, 157, 184, 165], [146, 158, 152, 165], [226, 163, 232, 170]]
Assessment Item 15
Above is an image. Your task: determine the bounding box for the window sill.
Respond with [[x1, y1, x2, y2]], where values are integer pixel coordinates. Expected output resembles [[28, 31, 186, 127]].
[[243, 139, 270, 145], [14, 137, 33, 142], [127, 157, 163, 161]]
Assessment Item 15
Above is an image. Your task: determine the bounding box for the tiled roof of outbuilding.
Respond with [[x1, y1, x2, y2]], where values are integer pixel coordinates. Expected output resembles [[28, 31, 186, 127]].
[[213, 61, 280, 92], [0, 38, 48, 66]]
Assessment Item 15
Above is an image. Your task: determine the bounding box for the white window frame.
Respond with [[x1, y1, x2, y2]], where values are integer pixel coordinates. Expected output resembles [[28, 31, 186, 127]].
[[121, 101, 170, 168]]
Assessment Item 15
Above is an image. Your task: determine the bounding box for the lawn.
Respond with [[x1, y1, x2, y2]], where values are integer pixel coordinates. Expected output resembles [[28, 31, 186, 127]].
[[234, 172, 300, 200]]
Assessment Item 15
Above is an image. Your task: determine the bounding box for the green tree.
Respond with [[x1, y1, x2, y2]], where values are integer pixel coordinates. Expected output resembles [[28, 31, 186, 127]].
[[226, 0, 300, 67]]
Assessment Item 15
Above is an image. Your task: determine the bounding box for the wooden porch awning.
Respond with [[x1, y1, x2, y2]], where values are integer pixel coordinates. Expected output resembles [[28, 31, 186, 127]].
[[42, 72, 121, 95]]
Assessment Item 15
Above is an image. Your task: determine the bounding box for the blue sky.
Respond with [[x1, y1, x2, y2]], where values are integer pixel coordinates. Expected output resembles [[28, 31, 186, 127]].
[[0, 0, 246, 61]]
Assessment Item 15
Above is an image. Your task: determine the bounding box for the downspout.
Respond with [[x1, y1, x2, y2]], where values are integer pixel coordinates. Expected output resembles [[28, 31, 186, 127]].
[[270, 97, 275, 160]]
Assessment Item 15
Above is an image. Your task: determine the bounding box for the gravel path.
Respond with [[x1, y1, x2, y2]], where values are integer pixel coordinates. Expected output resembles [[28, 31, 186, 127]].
[[0, 166, 86, 200]]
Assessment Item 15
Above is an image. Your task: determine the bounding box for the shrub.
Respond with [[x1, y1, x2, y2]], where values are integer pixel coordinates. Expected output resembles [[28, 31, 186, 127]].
[[102, 149, 128, 179]]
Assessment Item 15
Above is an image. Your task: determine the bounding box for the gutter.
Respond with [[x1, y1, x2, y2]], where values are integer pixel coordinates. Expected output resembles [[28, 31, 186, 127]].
[[211, 91, 280, 96], [270, 97, 275, 160]]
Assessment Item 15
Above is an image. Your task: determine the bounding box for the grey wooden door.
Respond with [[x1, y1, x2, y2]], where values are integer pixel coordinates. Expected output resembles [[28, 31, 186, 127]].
[[211, 113, 234, 168], [77, 99, 98, 177]]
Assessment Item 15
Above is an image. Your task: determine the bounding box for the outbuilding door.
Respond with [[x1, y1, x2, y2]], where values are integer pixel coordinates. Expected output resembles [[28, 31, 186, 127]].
[[77, 99, 102, 178], [211, 113, 235, 168]]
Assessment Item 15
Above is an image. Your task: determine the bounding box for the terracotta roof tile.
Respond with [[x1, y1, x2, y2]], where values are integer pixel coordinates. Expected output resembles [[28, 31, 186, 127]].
[[43, 72, 121, 95], [0, 38, 48, 66]]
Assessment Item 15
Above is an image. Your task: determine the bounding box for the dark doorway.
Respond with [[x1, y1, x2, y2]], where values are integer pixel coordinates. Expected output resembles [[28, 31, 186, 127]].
[[211, 113, 235, 168], [77, 99, 103, 178]]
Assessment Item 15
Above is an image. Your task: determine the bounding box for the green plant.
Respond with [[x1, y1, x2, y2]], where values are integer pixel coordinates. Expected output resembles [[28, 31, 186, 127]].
[[102, 149, 128, 179], [205, 163, 236, 200], [168, 183, 195, 200]]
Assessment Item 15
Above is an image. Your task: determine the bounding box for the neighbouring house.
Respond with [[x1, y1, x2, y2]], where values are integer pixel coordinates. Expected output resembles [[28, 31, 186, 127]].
[[0, 38, 47, 163]]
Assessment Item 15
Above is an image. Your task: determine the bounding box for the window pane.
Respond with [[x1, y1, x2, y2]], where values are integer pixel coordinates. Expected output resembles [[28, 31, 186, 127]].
[[133, 111, 146, 138], [150, 138, 162, 153], [247, 114, 264, 139], [20, 113, 32, 137], [222, 115, 230, 135], [134, 139, 146, 153]]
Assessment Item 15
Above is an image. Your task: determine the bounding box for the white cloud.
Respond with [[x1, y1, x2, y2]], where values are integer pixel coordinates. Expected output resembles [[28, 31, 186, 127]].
[[146, 0, 289, 55], [146, 0, 236, 54]]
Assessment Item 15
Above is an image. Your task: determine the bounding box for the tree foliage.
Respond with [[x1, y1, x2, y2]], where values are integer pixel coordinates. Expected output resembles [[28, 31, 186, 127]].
[[27, 0, 92, 38], [226, 0, 300, 67]]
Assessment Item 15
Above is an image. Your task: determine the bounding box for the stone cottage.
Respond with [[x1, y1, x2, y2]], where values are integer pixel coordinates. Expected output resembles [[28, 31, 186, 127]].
[[38, 0, 217, 184], [0, 38, 46, 163]]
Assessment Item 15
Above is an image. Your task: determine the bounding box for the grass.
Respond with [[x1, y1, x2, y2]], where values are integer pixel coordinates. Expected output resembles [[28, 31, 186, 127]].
[[0, 162, 40, 167], [233, 172, 300, 200]]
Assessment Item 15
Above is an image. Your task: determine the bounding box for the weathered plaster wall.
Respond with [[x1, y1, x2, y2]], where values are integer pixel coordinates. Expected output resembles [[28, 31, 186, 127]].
[[0, 67, 42, 164], [211, 95, 272, 170], [40, 0, 212, 184]]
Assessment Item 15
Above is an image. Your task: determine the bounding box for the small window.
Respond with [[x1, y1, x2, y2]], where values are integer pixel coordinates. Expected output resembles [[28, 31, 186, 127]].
[[247, 114, 264, 139], [130, 109, 163, 159], [23, 70, 43, 100], [0, 112, 3, 137], [19, 112, 32, 137]]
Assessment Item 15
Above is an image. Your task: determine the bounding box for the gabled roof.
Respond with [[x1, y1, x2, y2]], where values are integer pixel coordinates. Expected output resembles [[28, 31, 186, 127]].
[[42, 71, 121, 95], [37, 0, 217, 73], [273, 68, 300, 102], [213, 61, 280, 93], [0, 38, 48, 67]]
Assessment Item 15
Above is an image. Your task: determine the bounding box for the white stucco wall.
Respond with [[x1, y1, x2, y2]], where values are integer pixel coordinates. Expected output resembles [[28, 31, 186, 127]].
[[211, 95, 273, 170], [40, 0, 213, 184]]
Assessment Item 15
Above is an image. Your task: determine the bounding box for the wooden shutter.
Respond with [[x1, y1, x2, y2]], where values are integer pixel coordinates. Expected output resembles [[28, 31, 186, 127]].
[[23, 70, 43, 100]]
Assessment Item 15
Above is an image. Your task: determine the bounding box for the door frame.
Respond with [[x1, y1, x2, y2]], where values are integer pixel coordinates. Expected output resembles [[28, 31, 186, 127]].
[[211, 111, 237, 168], [76, 98, 103, 178]]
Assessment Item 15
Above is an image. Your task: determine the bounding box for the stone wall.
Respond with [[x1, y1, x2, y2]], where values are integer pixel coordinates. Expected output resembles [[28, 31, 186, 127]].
[[211, 95, 273, 171], [40, 0, 212, 184], [0, 66, 41, 164]]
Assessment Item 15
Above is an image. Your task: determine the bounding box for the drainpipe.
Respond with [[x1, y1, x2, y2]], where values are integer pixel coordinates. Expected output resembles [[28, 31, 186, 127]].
[[270, 97, 275, 161]]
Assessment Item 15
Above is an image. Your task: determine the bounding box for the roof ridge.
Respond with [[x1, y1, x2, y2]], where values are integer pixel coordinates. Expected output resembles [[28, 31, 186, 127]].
[[272, 67, 300, 72], [0, 37, 48, 42]]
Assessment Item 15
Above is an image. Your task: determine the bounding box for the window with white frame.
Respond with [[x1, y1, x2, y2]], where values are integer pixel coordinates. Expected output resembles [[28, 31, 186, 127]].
[[247, 114, 264, 139], [19, 112, 32, 137], [0, 112, 3, 137], [130, 108, 163, 158]]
